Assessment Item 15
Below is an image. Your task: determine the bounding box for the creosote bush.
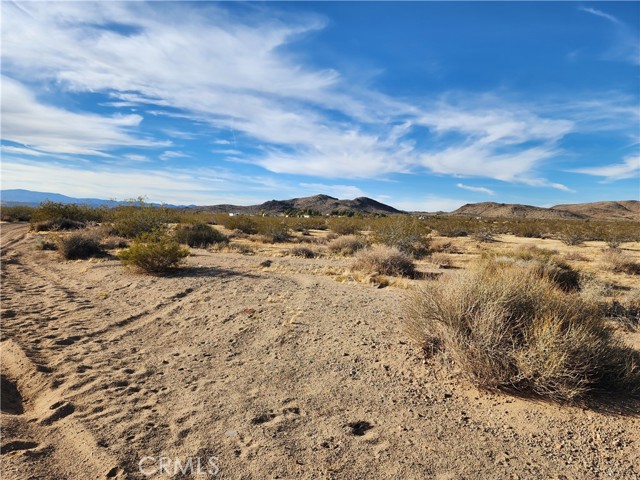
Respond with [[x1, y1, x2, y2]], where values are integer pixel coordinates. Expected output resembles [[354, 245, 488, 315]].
[[352, 245, 416, 277], [327, 235, 369, 256], [370, 216, 431, 258], [174, 223, 228, 248], [118, 231, 190, 274], [407, 260, 640, 403], [57, 234, 103, 260], [327, 217, 363, 236]]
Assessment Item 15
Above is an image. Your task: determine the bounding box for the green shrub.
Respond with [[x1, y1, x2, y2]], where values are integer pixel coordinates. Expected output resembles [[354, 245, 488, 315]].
[[118, 232, 190, 274], [57, 234, 103, 259], [327, 217, 363, 235], [407, 260, 640, 403], [221, 216, 258, 234], [255, 218, 291, 242], [109, 204, 176, 238], [174, 223, 228, 248], [370, 216, 430, 258], [31, 200, 105, 223], [1, 205, 35, 222], [352, 246, 416, 277]]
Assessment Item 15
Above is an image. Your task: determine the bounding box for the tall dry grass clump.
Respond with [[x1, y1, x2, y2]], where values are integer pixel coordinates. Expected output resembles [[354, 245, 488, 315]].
[[327, 235, 369, 256], [352, 245, 416, 277], [407, 260, 639, 403], [601, 249, 640, 275]]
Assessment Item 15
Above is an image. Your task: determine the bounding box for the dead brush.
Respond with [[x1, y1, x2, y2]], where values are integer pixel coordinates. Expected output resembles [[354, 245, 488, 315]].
[[406, 259, 640, 403], [429, 238, 461, 254], [601, 248, 640, 275], [352, 245, 416, 277], [429, 252, 454, 269], [289, 246, 317, 258], [327, 235, 369, 256]]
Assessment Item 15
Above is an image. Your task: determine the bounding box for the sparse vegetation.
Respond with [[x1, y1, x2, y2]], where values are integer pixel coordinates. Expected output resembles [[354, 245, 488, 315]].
[[407, 260, 640, 403], [255, 218, 291, 242], [57, 234, 103, 260], [352, 245, 416, 277], [174, 223, 228, 248], [118, 231, 190, 274]]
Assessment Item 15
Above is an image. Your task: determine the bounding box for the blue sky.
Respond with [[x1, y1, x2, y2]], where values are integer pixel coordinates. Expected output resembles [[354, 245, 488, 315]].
[[1, 1, 639, 210]]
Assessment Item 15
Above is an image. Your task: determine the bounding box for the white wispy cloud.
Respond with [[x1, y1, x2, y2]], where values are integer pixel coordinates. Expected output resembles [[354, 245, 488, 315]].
[[456, 183, 495, 195], [1, 76, 166, 156], [572, 154, 640, 181], [159, 151, 189, 161], [579, 7, 621, 25]]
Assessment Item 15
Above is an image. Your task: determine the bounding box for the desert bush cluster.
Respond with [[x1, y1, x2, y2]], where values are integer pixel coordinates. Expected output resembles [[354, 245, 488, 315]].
[[369, 216, 431, 258], [174, 223, 228, 248], [57, 234, 103, 260], [118, 231, 189, 274], [407, 259, 640, 403]]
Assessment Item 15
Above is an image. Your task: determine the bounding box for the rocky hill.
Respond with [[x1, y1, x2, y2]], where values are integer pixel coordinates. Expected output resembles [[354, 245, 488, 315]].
[[552, 201, 640, 221], [198, 194, 403, 216], [451, 202, 585, 220]]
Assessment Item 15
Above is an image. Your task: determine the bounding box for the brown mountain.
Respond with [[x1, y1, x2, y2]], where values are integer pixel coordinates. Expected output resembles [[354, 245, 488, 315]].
[[552, 201, 640, 221], [196, 194, 404, 215], [452, 202, 585, 220], [452, 200, 640, 221]]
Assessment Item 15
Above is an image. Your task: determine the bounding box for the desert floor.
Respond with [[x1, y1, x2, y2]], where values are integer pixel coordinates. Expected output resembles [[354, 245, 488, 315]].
[[1, 222, 639, 479]]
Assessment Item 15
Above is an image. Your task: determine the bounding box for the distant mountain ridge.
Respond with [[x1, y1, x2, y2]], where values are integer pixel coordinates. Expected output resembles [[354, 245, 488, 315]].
[[2, 190, 638, 221], [452, 201, 640, 221]]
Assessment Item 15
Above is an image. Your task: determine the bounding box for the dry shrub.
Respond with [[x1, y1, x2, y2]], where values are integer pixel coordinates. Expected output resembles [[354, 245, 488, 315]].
[[118, 231, 189, 274], [473, 231, 496, 243], [488, 246, 579, 292], [100, 236, 130, 249], [34, 236, 57, 251], [564, 251, 589, 262], [32, 218, 86, 232], [430, 238, 461, 254], [352, 246, 416, 277], [601, 249, 640, 275], [57, 234, 103, 260], [407, 260, 640, 403], [327, 235, 369, 256], [289, 246, 316, 258], [429, 252, 453, 268]]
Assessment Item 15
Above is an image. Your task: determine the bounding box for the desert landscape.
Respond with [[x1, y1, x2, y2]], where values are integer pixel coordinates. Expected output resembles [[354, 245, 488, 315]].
[[1, 198, 640, 479]]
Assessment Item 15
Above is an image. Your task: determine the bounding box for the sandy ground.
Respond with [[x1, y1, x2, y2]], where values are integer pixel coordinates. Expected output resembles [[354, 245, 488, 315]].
[[1, 222, 639, 479]]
